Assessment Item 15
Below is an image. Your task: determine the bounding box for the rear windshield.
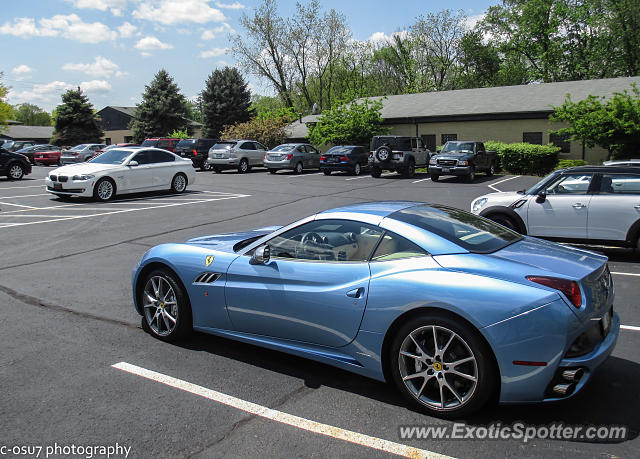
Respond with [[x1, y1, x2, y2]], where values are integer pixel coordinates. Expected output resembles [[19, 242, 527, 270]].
[[390, 204, 522, 253], [212, 142, 236, 150], [326, 146, 354, 155], [141, 139, 159, 147], [176, 139, 196, 148], [69, 144, 89, 151], [271, 144, 295, 152], [371, 137, 411, 151]]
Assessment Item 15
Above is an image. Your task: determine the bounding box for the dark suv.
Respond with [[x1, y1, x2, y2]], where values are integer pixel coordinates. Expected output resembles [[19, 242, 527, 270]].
[[368, 135, 430, 178], [174, 138, 219, 170], [140, 138, 182, 152], [0, 147, 32, 180]]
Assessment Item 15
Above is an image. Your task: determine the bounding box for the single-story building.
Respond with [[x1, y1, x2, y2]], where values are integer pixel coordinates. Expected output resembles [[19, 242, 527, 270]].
[[97, 106, 203, 144], [0, 120, 54, 143], [286, 76, 640, 163]]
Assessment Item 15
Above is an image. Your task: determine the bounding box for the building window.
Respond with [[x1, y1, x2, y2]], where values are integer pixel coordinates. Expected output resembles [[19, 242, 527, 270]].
[[124, 136, 133, 143], [104, 138, 111, 145], [441, 134, 457, 144], [549, 133, 571, 153], [523, 132, 542, 145], [421, 134, 436, 152]]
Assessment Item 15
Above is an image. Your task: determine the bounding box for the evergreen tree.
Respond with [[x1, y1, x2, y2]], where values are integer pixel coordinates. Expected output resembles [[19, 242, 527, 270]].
[[131, 69, 190, 143], [201, 67, 251, 138], [52, 87, 103, 146]]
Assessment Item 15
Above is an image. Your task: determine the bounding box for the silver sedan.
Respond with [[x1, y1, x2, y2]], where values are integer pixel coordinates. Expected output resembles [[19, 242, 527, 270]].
[[264, 143, 321, 174]]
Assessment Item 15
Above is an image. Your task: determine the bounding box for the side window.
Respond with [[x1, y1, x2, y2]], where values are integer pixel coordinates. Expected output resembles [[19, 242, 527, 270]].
[[133, 150, 152, 164], [371, 231, 429, 261], [478, 143, 485, 152], [254, 142, 266, 151], [240, 142, 255, 150], [151, 150, 175, 163], [421, 134, 436, 152], [266, 219, 384, 262], [157, 139, 170, 149], [398, 138, 412, 151], [599, 174, 640, 194], [544, 173, 593, 194]]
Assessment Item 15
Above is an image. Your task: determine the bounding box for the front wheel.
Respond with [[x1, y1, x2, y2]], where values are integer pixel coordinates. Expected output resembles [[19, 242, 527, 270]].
[[401, 160, 415, 178], [488, 213, 519, 232], [238, 159, 249, 174], [466, 168, 476, 183], [430, 174, 439, 182], [371, 166, 382, 178], [171, 173, 187, 193], [8, 164, 24, 180], [323, 170, 331, 176], [390, 313, 497, 418], [93, 177, 116, 201], [140, 269, 192, 342]]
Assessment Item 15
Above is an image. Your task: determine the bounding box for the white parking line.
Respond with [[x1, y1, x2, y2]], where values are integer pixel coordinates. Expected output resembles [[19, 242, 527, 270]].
[[0, 193, 49, 199], [611, 272, 640, 277], [0, 184, 46, 190], [621, 325, 640, 331], [344, 175, 370, 181], [0, 201, 38, 209], [487, 175, 521, 192], [412, 178, 431, 184], [289, 172, 324, 178], [112, 362, 448, 459]]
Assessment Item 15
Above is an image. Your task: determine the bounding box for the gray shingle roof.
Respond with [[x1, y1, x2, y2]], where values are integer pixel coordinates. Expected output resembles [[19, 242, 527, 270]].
[[107, 106, 137, 117], [0, 125, 54, 140]]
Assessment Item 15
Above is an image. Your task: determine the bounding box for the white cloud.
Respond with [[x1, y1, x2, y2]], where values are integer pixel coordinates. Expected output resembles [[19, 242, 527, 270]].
[[0, 14, 118, 43], [216, 2, 244, 9], [65, 0, 128, 15], [133, 0, 226, 25], [62, 56, 122, 77], [199, 47, 227, 59], [12, 65, 32, 75], [9, 81, 74, 105], [200, 22, 235, 40], [117, 21, 137, 38], [464, 13, 486, 30], [367, 30, 409, 46], [80, 79, 112, 93], [134, 35, 173, 51], [201, 30, 215, 40]]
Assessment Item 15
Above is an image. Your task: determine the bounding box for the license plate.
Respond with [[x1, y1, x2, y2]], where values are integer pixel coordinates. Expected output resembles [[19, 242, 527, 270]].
[[328, 157, 338, 163], [601, 309, 612, 335], [214, 154, 222, 158], [442, 168, 450, 173], [53, 183, 62, 190]]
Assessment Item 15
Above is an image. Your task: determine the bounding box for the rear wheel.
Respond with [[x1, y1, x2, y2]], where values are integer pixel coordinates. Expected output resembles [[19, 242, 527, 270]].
[[323, 170, 331, 176], [352, 163, 362, 176], [94, 177, 115, 201], [487, 163, 495, 176], [213, 167, 222, 173], [269, 168, 277, 174], [200, 162, 212, 171], [238, 159, 249, 174], [8, 163, 24, 180], [171, 173, 187, 193], [390, 313, 497, 418], [401, 160, 415, 178], [430, 174, 439, 182], [294, 162, 303, 174], [371, 166, 382, 178], [487, 213, 519, 232]]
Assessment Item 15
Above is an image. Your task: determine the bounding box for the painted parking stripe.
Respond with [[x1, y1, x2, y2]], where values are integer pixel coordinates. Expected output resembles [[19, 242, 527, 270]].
[[344, 175, 370, 181], [0, 184, 47, 190], [412, 178, 431, 183], [621, 325, 640, 331], [112, 362, 449, 459], [487, 176, 521, 192], [0, 201, 38, 209], [0, 193, 49, 199], [611, 272, 640, 277], [289, 172, 324, 178]]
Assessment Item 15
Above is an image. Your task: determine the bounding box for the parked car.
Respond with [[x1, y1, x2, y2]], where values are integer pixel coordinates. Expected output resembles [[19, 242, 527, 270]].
[[263, 143, 321, 174], [0, 147, 32, 180], [207, 140, 268, 174], [46, 147, 196, 202], [471, 165, 640, 249], [140, 138, 181, 153], [603, 159, 640, 167], [33, 146, 63, 166], [4, 140, 37, 153], [94, 143, 138, 156], [368, 135, 430, 178], [429, 141, 498, 182], [15, 144, 59, 165], [320, 145, 369, 176], [132, 201, 618, 418], [60, 144, 106, 164], [174, 138, 219, 171]]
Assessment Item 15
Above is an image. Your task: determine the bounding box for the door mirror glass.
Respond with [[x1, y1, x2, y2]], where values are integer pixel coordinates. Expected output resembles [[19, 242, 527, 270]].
[[251, 245, 271, 265], [128, 160, 139, 167], [536, 190, 546, 202]]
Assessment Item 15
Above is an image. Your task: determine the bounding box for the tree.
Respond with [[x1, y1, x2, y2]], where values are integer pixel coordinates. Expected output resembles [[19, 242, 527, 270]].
[[551, 84, 640, 159], [220, 113, 292, 149], [12, 103, 52, 126], [308, 97, 389, 146], [130, 69, 189, 143], [168, 129, 189, 139], [201, 67, 251, 138], [0, 74, 11, 135], [51, 87, 103, 146]]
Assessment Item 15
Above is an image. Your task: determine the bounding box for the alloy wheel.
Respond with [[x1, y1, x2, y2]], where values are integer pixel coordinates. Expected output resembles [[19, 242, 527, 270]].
[[143, 276, 178, 337], [173, 174, 187, 192], [9, 165, 23, 179], [96, 180, 114, 200]]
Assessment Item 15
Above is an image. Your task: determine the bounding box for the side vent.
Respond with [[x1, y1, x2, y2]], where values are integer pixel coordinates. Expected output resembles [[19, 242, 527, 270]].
[[193, 272, 221, 284]]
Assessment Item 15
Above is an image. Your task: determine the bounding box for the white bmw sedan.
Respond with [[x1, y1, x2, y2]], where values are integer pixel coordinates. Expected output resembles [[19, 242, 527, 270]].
[[45, 147, 196, 201]]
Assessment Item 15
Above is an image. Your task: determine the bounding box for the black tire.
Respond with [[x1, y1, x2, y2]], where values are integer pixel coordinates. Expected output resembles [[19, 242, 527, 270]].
[[171, 173, 188, 193], [213, 167, 222, 173], [389, 312, 497, 419], [238, 158, 249, 174], [430, 174, 439, 182], [200, 162, 213, 171], [375, 146, 392, 162], [294, 162, 303, 174], [323, 170, 331, 176], [466, 168, 476, 183], [56, 158, 62, 166], [269, 168, 277, 174], [93, 177, 116, 201], [371, 166, 382, 178], [401, 160, 415, 178], [487, 213, 519, 232], [352, 163, 362, 176], [7, 163, 24, 180], [139, 268, 192, 342], [487, 162, 495, 176]]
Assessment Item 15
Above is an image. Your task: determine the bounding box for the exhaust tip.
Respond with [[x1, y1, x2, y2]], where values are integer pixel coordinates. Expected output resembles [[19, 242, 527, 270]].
[[552, 383, 575, 397], [562, 368, 584, 382]]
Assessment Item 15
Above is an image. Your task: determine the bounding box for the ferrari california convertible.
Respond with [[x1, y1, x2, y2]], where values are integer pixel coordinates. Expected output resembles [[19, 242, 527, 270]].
[[132, 202, 619, 417]]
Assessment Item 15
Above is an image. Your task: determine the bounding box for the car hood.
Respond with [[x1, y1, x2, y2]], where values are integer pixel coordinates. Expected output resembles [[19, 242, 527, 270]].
[[49, 163, 121, 175], [473, 191, 528, 209], [186, 226, 283, 252]]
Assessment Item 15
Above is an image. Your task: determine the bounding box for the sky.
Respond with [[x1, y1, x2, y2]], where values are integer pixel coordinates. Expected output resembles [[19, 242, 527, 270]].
[[1, 0, 498, 113]]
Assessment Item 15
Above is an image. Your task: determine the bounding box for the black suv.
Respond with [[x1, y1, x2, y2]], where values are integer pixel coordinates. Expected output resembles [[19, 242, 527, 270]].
[[174, 138, 219, 170], [368, 135, 430, 178], [0, 147, 32, 180]]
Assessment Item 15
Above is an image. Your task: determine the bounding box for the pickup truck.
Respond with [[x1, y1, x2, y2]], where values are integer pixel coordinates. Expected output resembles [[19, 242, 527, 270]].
[[428, 141, 497, 182]]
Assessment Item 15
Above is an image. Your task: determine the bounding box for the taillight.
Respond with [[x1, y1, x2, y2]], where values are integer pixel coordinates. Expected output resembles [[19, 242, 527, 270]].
[[72, 152, 79, 156], [369, 152, 374, 157], [526, 276, 582, 308], [264, 154, 267, 160], [286, 154, 293, 160], [320, 156, 326, 161], [339, 156, 350, 161], [193, 149, 198, 156]]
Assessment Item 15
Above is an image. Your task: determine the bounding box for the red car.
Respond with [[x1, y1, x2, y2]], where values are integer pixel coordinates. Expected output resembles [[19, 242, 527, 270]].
[[140, 138, 181, 152], [34, 147, 63, 166]]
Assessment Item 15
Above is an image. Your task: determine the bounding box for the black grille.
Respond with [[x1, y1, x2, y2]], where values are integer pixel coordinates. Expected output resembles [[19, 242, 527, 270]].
[[50, 175, 58, 181], [438, 159, 457, 166], [58, 176, 68, 182]]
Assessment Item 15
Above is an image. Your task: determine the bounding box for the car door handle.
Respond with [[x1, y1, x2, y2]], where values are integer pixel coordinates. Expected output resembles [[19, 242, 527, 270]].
[[635, 205, 640, 210], [572, 203, 586, 209], [346, 287, 365, 298]]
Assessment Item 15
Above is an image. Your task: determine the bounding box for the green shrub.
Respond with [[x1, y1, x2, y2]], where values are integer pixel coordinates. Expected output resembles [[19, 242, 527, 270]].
[[485, 141, 559, 175], [555, 159, 588, 170]]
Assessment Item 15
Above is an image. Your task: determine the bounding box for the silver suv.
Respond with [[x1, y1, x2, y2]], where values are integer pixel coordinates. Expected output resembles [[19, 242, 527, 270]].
[[206, 140, 267, 174], [368, 136, 430, 178]]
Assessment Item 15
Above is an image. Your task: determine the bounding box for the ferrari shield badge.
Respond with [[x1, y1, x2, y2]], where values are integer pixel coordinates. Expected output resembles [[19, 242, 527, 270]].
[[205, 255, 215, 267]]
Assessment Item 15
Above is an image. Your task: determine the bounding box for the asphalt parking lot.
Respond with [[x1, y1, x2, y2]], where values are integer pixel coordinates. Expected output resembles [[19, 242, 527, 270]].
[[1, 165, 638, 458]]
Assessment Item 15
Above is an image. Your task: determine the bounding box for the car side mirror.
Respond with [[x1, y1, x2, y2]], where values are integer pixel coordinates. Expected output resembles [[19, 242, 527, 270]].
[[250, 245, 271, 265], [128, 160, 139, 167], [536, 190, 547, 202]]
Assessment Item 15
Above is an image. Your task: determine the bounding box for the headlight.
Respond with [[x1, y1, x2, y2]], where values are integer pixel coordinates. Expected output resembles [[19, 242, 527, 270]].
[[429, 157, 437, 165], [472, 198, 488, 213], [72, 174, 95, 181], [458, 160, 468, 166]]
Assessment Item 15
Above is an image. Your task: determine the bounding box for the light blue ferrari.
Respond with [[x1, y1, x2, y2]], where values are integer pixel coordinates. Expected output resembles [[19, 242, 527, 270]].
[[132, 202, 619, 417]]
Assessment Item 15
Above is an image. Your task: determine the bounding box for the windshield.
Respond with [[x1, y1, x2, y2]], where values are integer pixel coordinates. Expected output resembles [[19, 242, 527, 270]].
[[3, 141, 15, 149], [176, 139, 196, 148], [441, 142, 474, 153], [141, 139, 159, 147], [70, 144, 89, 151], [326, 146, 353, 155], [271, 144, 295, 152], [390, 204, 523, 253], [212, 142, 236, 150], [88, 149, 132, 164]]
